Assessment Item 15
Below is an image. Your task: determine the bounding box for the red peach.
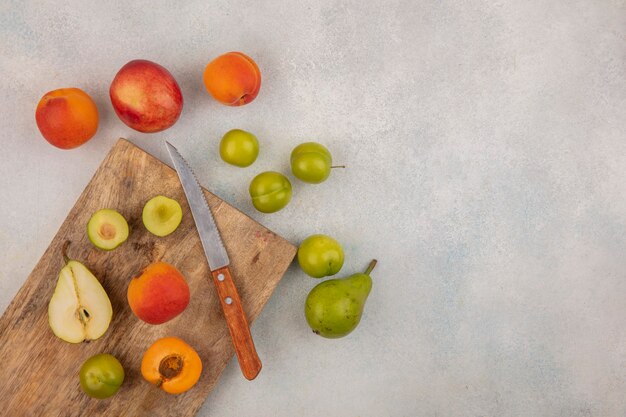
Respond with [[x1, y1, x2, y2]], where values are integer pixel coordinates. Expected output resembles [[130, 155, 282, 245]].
[[110, 60, 183, 133]]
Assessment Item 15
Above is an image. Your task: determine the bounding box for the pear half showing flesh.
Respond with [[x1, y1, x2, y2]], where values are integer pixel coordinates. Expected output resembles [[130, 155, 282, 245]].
[[48, 260, 113, 343]]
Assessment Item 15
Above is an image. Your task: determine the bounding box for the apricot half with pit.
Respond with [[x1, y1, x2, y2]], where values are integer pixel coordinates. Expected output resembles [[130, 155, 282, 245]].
[[141, 336, 202, 394]]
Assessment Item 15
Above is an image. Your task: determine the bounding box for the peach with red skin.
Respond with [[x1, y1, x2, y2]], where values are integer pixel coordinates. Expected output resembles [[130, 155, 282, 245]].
[[203, 52, 261, 106], [128, 262, 190, 325], [110, 60, 183, 133], [35, 88, 99, 149]]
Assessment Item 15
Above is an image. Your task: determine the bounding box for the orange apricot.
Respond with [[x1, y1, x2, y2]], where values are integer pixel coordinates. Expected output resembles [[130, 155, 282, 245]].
[[141, 336, 202, 394], [127, 262, 190, 325], [35, 88, 99, 149], [203, 52, 261, 106]]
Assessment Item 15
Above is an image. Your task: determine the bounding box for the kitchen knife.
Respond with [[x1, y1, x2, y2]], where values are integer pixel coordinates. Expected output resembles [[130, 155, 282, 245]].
[[166, 141, 262, 381]]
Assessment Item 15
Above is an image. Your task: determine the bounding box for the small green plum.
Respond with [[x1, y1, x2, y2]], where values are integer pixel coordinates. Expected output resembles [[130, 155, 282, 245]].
[[249, 171, 292, 213], [290, 142, 342, 184], [219, 129, 259, 167], [297, 234, 345, 278], [79, 353, 125, 399]]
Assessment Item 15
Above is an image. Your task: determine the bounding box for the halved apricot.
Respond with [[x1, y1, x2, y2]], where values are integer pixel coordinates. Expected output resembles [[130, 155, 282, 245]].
[[141, 336, 202, 394]]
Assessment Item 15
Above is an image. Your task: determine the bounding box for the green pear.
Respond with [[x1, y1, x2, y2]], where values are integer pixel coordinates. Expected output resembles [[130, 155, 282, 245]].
[[305, 260, 376, 338], [48, 244, 113, 343]]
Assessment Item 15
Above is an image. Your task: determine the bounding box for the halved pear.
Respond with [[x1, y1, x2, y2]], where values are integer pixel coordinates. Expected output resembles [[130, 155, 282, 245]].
[[87, 209, 129, 250], [142, 195, 183, 237], [48, 260, 113, 343]]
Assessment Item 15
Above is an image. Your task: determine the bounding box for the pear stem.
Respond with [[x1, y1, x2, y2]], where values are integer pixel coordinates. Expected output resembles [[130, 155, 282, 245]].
[[61, 240, 71, 264], [364, 259, 377, 275], [330, 165, 346, 169]]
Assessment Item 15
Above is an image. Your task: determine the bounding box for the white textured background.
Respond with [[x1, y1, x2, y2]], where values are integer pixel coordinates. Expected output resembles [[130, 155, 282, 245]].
[[1, 1, 625, 416]]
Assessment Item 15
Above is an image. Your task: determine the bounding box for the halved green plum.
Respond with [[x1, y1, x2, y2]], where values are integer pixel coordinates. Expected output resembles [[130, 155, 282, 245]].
[[87, 209, 129, 250], [142, 195, 183, 237]]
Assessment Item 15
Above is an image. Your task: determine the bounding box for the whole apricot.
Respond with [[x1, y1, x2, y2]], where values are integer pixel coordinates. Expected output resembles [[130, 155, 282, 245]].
[[127, 262, 190, 325], [35, 88, 99, 149], [203, 52, 261, 106]]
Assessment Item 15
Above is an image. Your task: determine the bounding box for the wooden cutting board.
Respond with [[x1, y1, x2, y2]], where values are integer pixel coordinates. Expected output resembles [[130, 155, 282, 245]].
[[0, 138, 296, 417]]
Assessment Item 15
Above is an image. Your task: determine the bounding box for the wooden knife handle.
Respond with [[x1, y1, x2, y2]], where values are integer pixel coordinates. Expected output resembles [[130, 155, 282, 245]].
[[210, 266, 262, 380]]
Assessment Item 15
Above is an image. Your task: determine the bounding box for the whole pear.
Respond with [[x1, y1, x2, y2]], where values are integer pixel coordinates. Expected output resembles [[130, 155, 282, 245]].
[[305, 260, 376, 338]]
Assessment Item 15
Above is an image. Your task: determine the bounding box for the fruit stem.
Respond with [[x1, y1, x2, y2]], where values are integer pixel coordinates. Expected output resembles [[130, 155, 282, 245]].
[[330, 165, 346, 169], [62, 240, 71, 264], [364, 259, 377, 275]]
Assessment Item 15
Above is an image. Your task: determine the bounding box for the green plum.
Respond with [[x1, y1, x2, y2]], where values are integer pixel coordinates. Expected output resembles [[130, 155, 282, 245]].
[[297, 234, 344, 278], [142, 195, 183, 237], [219, 129, 259, 167], [290, 142, 343, 184], [79, 353, 125, 399], [87, 209, 129, 251], [249, 171, 292, 213]]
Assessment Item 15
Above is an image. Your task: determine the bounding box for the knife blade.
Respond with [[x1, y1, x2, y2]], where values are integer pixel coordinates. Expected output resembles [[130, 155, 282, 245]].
[[166, 141, 262, 381]]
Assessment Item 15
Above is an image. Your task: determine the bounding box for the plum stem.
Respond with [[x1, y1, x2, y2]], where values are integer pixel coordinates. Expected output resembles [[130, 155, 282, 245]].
[[364, 259, 377, 275], [62, 240, 71, 264], [330, 165, 346, 169]]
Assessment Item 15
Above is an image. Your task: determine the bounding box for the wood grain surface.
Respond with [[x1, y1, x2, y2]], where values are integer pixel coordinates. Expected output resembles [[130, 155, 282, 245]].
[[0, 138, 296, 417]]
